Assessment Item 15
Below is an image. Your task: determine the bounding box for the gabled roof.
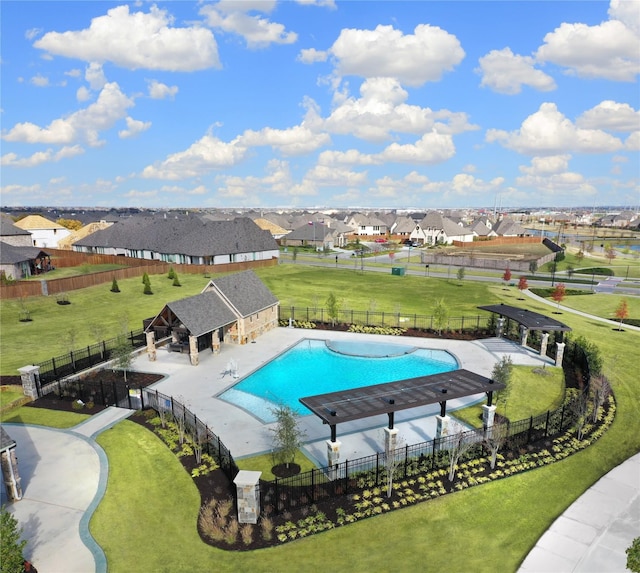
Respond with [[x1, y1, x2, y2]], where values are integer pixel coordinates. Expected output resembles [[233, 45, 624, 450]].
[[13, 214, 66, 230], [284, 222, 334, 241], [205, 270, 279, 318], [165, 291, 238, 337], [493, 217, 528, 236], [253, 218, 289, 236], [392, 216, 418, 233], [0, 214, 31, 237], [419, 211, 473, 237]]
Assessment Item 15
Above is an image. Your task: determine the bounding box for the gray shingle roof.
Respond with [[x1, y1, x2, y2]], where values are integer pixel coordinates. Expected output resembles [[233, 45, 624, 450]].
[[0, 214, 31, 237], [166, 291, 238, 337], [208, 270, 279, 317], [0, 242, 49, 264], [75, 216, 277, 256]]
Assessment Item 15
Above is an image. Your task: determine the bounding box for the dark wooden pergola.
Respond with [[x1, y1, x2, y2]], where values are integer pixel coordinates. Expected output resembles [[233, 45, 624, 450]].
[[478, 303, 571, 341], [300, 369, 505, 442]]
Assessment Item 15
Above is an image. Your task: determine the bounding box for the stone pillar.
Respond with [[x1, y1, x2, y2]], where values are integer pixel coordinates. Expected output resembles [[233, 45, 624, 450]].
[[212, 331, 220, 355], [189, 335, 199, 366], [233, 470, 261, 524], [519, 325, 529, 347], [482, 404, 497, 438], [555, 342, 566, 367], [540, 332, 549, 357], [496, 317, 505, 338], [384, 427, 399, 455], [326, 439, 341, 480], [18, 365, 40, 400], [435, 415, 451, 439], [0, 447, 22, 501], [146, 331, 156, 362]]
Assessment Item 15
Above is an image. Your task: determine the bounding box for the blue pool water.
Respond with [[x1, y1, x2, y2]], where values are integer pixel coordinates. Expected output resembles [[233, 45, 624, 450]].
[[218, 338, 458, 423]]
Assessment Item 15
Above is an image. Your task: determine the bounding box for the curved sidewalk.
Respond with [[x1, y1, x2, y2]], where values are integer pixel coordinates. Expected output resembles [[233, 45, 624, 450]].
[[519, 452, 640, 572], [2, 407, 132, 573]]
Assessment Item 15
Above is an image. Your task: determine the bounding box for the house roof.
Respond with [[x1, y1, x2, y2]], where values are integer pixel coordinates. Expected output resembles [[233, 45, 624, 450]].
[[419, 211, 473, 237], [0, 426, 16, 453], [284, 222, 334, 241], [253, 218, 289, 236], [0, 214, 31, 237], [493, 217, 528, 236], [13, 214, 66, 230], [75, 216, 277, 257], [205, 270, 279, 318], [166, 291, 239, 337], [0, 242, 49, 264]]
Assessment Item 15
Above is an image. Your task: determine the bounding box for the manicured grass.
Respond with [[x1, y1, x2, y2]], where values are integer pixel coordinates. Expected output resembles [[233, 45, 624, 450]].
[[236, 450, 317, 480], [0, 388, 24, 408], [0, 406, 89, 427], [22, 264, 126, 280], [542, 292, 640, 321], [453, 365, 565, 428]]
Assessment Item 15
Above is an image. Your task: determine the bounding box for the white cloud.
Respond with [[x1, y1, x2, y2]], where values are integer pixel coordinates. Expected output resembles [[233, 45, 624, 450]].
[[516, 170, 598, 199], [379, 131, 456, 164], [519, 155, 572, 175], [304, 164, 367, 187], [576, 101, 639, 132], [141, 134, 247, 179], [148, 80, 178, 100], [65, 68, 82, 78], [626, 131, 640, 151], [536, 19, 639, 81], [296, 0, 336, 8], [1, 145, 84, 167], [609, 0, 640, 35], [77, 86, 91, 102], [34, 5, 220, 71], [30, 74, 50, 87], [2, 82, 133, 147], [297, 48, 328, 64], [118, 116, 151, 139], [25, 28, 42, 41], [486, 102, 624, 155], [238, 123, 330, 155], [200, 2, 297, 48], [317, 149, 378, 166], [123, 189, 158, 199], [329, 24, 464, 86], [85, 62, 106, 90], [477, 47, 556, 94], [321, 77, 477, 142]]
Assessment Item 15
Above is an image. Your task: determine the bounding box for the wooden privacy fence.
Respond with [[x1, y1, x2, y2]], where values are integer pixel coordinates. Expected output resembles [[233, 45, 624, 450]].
[[0, 256, 277, 299]]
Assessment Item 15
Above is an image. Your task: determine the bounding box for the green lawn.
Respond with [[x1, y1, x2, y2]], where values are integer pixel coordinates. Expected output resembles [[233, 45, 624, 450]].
[[0, 388, 24, 408], [235, 450, 317, 480], [453, 365, 565, 428], [22, 264, 126, 280], [4, 265, 640, 572], [542, 292, 640, 321], [0, 406, 89, 427]]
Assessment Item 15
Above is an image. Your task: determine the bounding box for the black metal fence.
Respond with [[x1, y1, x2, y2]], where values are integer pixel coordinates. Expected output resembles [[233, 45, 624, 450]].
[[41, 373, 139, 408], [141, 388, 239, 481], [279, 307, 491, 334], [262, 394, 582, 515], [35, 328, 146, 394]]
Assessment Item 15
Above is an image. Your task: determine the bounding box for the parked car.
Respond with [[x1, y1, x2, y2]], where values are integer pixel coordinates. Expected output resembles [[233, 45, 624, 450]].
[[374, 237, 387, 243], [403, 239, 418, 247]]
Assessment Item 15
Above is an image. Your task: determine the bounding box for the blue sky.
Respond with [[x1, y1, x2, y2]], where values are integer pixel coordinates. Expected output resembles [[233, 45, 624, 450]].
[[1, 0, 638, 210]]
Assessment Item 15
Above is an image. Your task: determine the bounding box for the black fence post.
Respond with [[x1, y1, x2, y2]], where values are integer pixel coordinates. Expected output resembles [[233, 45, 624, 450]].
[[344, 460, 349, 494], [52, 357, 57, 377], [404, 444, 409, 478], [527, 416, 533, 444], [544, 410, 550, 438], [311, 469, 315, 503], [559, 404, 565, 431], [375, 452, 380, 484]]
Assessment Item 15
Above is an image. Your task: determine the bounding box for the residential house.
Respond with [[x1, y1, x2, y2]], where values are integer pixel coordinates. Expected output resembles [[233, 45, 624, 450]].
[[144, 270, 279, 365], [0, 214, 32, 247], [73, 216, 278, 265], [13, 215, 72, 248], [282, 222, 335, 251], [469, 219, 498, 239], [415, 211, 474, 245], [492, 217, 529, 237], [391, 216, 419, 241], [0, 242, 51, 280], [345, 213, 389, 237]]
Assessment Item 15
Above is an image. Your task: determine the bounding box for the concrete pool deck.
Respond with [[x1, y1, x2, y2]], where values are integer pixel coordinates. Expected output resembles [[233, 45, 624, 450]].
[[130, 328, 554, 462]]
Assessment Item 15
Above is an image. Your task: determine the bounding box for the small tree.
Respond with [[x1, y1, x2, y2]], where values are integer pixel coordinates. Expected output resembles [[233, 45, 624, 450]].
[[112, 334, 133, 383], [447, 431, 475, 482], [1, 506, 27, 573], [110, 277, 120, 293], [604, 243, 617, 264], [384, 432, 405, 498], [485, 421, 508, 470], [325, 292, 340, 326], [433, 298, 449, 336], [575, 250, 585, 264], [172, 274, 182, 287], [142, 272, 150, 285], [143, 281, 153, 295], [517, 275, 528, 292], [614, 298, 629, 330], [528, 260, 538, 275], [167, 267, 176, 280], [292, 247, 298, 262], [456, 267, 465, 282], [492, 356, 514, 416], [551, 283, 566, 311], [573, 390, 589, 440], [502, 267, 512, 283], [566, 264, 574, 279], [269, 405, 306, 469], [627, 537, 640, 573], [590, 375, 611, 423]]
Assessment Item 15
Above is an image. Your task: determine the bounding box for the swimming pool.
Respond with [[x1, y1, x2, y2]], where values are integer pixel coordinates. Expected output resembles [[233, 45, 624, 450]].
[[218, 338, 458, 423]]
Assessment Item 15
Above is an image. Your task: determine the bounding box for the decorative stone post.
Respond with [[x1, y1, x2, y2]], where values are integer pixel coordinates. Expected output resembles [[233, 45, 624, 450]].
[[233, 470, 261, 524], [18, 365, 40, 400], [540, 332, 549, 357], [384, 427, 399, 455], [555, 342, 566, 367], [435, 415, 450, 439], [146, 331, 156, 362], [496, 317, 505, 338], [519, 325, 529, 347], [212, 331, 220, 355], [482, 404, 497, 439], [326, 439, 341, 480], [189, 335, 199, 366]]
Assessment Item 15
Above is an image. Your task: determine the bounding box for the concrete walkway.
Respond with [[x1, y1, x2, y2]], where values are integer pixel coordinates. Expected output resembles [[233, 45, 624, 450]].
[[2, 407, 132, 573]]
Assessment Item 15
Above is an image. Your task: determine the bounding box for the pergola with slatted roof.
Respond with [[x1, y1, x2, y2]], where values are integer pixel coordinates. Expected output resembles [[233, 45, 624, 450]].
[[300, 368, 504, 442]]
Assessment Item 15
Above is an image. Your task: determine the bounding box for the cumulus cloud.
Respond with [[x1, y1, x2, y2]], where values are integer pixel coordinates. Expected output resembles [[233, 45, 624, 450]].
[[1, 145, 84, 167], [148, 80, 179, 100], [296, 0, 336, 7], [477, 47, 556, 94], [609, 0, 640, 36], [76, 86, 91, 102], [379, 131, 456, 164], [34, 5, 220, 71], [118, 116, 151, 139], [141, 134, 247, 179], [297, 48, 328, 64], [576, 100, 640, 132], [626, 131, 640, 151], [519, 155, 572, 175], [30, 74, 50, 87], [304, 164, 367, 187], [536, 18, 639, 81], [200, 1, 297, 48], [486, 102, 624, 155], [85, 62, 106, 90], [321, 77, 477, 142], [329, 24, 464, 86], [238, 123, 331, 155], [2, 82, 133, 147]]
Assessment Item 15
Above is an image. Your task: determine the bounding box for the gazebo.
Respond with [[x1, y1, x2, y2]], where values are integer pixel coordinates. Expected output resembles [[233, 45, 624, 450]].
[[478, 303, 572, 366]]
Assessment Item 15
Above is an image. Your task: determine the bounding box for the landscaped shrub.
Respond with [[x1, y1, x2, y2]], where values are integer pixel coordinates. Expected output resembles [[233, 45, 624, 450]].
[[172, 275, 182, 287], [143, 282, 153, 295], [110, 278, 120, 293], [574, 267, 614, 277], [142, 272, 150, 285], [167, 267, 176, 280]]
